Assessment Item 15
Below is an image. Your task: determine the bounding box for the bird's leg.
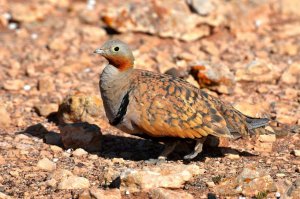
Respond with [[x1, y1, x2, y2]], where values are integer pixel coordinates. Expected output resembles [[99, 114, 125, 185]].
[[184, 137, 207, 160], [158, 140, 179, 160], [145, 140, 179, 164]]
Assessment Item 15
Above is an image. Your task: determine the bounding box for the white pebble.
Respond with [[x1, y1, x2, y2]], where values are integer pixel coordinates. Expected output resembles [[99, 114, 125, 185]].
[[31, 33, 38, 40], [84, 68, 91, 73], [66, 148, 72, 153], [86, 0, 96, 10], [8, 23, 18, 30], [23, 85, 31, 91], [53, 158, 59, 162], [88, 0, 96, 5], [3, 12, 12, 20], [255, 19, 262, 27]]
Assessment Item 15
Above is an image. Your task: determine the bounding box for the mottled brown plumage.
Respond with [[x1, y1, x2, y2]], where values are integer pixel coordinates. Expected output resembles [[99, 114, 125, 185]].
[[94, 39, 269, 160]]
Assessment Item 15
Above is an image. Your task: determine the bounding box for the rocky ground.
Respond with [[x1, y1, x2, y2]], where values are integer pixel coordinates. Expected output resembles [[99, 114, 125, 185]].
[[0, 0, 300, 198]]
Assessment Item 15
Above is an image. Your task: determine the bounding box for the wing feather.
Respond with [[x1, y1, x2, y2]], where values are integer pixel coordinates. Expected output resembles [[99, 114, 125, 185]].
[[131, 72, 232, 139]]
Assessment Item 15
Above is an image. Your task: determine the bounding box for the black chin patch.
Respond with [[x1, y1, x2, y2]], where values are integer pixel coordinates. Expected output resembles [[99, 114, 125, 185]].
[[110, 91, 130, 126]]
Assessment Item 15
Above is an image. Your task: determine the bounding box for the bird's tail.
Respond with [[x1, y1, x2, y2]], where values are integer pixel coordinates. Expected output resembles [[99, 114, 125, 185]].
[[246, 117, 270, 130], [220, 106, 270, 138], [210, 96, 270, 137]]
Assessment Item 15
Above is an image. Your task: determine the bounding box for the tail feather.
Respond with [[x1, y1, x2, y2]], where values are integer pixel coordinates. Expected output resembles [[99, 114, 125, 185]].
[[246, 117, 269, 130]]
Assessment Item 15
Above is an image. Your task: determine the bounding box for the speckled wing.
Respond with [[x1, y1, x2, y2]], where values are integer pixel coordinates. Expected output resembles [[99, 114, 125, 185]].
[[130, 70, 232, 139]]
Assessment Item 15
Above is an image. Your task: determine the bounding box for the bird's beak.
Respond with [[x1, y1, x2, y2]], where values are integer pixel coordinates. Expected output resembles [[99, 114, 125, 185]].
[[94, 48, 105, 55]]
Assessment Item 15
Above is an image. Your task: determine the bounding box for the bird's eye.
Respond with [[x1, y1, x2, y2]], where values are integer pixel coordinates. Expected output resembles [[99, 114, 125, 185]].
[[114, 47, 119, 51]]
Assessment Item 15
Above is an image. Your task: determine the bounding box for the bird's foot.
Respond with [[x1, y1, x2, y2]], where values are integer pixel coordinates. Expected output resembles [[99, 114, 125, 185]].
[[145, 156, 166, 165], [183, 151, 199, 160], [183, 137, 206, 160]]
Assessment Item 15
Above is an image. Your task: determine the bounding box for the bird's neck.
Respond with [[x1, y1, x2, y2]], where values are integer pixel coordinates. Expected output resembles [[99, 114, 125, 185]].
[[100, 64, 133, 86], [108, 56, 134, 72], [100, 64, 133, 121]]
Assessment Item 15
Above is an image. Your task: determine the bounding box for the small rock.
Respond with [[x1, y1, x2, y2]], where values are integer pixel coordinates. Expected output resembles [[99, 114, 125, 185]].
[[60, 122, 102, 152], [79, 189, 91, 199], [14, 134, 31, 141], [3, 79, 24, 91], [0, 107, 11, 128], [0, 155, 6, 165], [164, 67, 190, 79], [274, 101, 299, 125], [119, 164, 201, 192], [291, 125, 300, 134], [265, 126, 275, 133], [149, 188, 194, 199], [282, 88, 298, 100], [233, 102, 269, 118], [90, 188, 121, 199], [88, 154, 98, 160], [79, 9, 99, 24], [235, 60, 280, 83], [50, 145, 63, 153], [103, 167, 120, 186], [214, 167, 277, 197], [276, 173, 286, 178], [11, 3, 51, 22], [186, 75, 200, 88], [281, 62, 300, 84], [206, 181, 216, 188], [25, 64, 36, 77], [101, 1, 214, 41], [222, 148, 240, 159], [80, 26, 106, 42], [258, 134, 276, 143], [191, 60, 235, 92], [23, 84, 31, 91], [51, 169, 73, 181], [276, 178, 300, 199], [38, 76, 55, 92], [245, 176, 277, 195], [112, 158, 125, 164], [0, 192, 12, 199], [278, 42, 298, 56], [226, 153, 240, 160], [37, 158, 56, 171], [48, 37, 68, 51], [254, 142, 273, 153], [73, 148, 88, 157], [58, 92, 104, 125], [186, 0, 215, 16], [293, 150, 300, 157], [46, 178, 57, 188], [9, 170, 19, 177], [35, 103, 58, 117], [58, 175, 90, 190]]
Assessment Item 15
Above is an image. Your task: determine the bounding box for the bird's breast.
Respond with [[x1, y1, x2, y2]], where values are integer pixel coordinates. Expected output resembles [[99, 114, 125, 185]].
[[99, 64, 133, 125]]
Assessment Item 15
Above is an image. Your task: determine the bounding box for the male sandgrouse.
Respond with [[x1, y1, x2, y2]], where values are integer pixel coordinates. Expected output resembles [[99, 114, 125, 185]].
[[94, 39, 269, 160]]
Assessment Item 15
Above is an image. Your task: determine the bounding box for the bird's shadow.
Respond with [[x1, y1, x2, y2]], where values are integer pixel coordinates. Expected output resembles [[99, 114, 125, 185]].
[[18, 122, 256, 162]]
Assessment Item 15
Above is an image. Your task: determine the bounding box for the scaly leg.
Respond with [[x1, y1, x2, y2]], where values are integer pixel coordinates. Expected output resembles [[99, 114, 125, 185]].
[[158, 140, 179, 160], [146, 140, 179, 164], [184, 137, 207, 160]]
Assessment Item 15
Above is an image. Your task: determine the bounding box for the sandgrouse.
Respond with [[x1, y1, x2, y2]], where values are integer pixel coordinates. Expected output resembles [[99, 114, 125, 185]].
[[94, 39, 269, 160]]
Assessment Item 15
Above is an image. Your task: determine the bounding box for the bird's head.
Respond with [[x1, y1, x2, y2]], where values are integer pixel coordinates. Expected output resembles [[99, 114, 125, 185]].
[[94, 39, 134, 71]]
